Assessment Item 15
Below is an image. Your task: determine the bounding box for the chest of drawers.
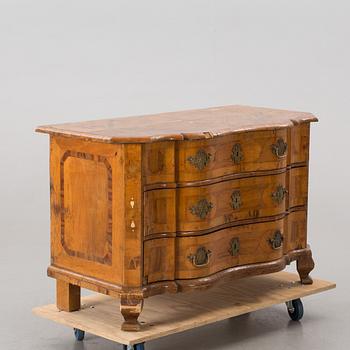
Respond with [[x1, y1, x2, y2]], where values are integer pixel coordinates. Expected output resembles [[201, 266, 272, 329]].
[[36, 105, 317, 331]]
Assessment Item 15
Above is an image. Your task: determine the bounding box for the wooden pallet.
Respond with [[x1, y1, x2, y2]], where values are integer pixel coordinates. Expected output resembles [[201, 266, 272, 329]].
[[33, 272, 335, 347]]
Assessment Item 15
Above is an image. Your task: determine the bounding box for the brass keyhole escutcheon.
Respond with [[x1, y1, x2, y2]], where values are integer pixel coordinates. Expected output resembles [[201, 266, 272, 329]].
[[268, 230, 283, 249], [271, 138, 288, 158], [229, 238, 240, 257], [231, 143, 243, 164], [271, 185, 288, 204], [231, 190, 242, 209], [187, 149, 212, 170], [189, 199, 214, 219]]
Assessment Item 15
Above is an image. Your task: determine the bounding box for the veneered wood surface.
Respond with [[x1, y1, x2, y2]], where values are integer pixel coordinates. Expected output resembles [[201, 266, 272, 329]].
[[39, 109, 317, 329], [36, 105, 317, 143], [48, 246, 309, 298], [177, 129, 289, 183], [143, 211, 306, 283], [143, 189, 176, 237], [50, 136, 143, 289], [62, 155, 112, 264], [142, 141, 176, 184], [144, 167, 307, 236], [143, 238, 176, 283], [33, 272, 335, 346], [177, 124, 311, 183], [175, 210, 306, 280], [143, 124, 310, 187], [56, 280, 81, 312]]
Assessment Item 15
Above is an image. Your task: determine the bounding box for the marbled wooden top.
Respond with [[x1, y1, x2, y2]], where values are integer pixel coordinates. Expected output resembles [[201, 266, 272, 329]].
[[36, 105, 317, 143]]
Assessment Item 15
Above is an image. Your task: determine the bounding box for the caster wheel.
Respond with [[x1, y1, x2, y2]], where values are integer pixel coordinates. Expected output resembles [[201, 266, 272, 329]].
[[286, 298, 304, 321], [73, 328, 85, 341], [123, 343, 145, 350]]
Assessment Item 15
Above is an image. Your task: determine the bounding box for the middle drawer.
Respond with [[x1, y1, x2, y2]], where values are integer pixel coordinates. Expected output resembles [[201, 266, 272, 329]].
[[144, 167, 307, 236]]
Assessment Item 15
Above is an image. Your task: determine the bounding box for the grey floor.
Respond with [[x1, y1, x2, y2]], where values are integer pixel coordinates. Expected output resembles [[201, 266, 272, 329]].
[[1, 1, 350, 349]]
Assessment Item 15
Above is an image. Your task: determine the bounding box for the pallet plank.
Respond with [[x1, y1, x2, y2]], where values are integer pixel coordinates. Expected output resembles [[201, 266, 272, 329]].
[[33, 272, 335, 346]]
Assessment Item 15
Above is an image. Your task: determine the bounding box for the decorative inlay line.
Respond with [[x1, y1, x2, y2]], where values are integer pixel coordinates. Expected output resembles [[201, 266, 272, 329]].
[[60, 150, 113, 265], [143, 207, 307, 240], [144, 163, 308, 191], [48, 247, 314, 298]]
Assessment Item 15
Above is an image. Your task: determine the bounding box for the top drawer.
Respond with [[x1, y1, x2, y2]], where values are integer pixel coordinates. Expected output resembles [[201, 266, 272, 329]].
[[179, 127, 304, 183], [142, 124, 310, 186]]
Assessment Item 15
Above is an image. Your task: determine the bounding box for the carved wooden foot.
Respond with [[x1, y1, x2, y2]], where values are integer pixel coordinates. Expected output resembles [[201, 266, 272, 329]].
[[56, 280, 81, 311], [120, 294, 144, 331], [297, 249, 315, 285]]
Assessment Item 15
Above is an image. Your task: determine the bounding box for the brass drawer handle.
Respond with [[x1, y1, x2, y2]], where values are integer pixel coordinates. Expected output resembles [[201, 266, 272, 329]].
[[271, 138, 288, 158], [268, 230, 284, 249], [231, 190, 242, 209], [188, 247, 212, 267], [189, 199, 213, 219], [231, 143, 243, 164], [229, 237, 240, 256], [271, 185, 288, 204], [187, 149, 212, 170]]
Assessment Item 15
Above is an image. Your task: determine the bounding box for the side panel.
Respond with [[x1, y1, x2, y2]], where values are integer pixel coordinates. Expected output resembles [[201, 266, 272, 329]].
[[50, 136, 143, 288]]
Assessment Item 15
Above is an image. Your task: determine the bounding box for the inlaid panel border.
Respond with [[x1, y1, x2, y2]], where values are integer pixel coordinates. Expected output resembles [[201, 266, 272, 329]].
[[60, 151, 113, 265]]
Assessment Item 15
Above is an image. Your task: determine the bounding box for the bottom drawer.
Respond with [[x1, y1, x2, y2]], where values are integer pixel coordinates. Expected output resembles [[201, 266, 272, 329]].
[[143, 211, 306, 283], [175, 211, 306, 279]]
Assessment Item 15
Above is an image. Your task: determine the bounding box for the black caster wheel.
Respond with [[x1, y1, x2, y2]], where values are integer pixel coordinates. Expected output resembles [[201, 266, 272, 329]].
[[73, 328, 85, 341], [286, 298, 304, 321], [123, 343, 145, 350]]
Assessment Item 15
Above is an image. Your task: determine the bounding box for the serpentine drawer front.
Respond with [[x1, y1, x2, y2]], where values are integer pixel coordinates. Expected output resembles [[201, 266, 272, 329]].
[[36, 105, 317, 331], [144, 167, 308, 236], [144, 210, 307, 282]]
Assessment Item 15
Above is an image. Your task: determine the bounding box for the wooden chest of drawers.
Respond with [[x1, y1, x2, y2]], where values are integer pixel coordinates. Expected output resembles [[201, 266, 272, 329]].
[[36, 105, 317, 331]]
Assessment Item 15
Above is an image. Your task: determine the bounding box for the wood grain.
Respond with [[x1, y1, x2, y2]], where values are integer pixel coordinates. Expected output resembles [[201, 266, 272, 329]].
[[50, 137, 143, 290], [50, 136, 122, 284], [177, 128, 288, 182], [36, 105, 317, 143], [60, 151, 112, 265], [56, 280, 81, 312], [33, 272, 335, 346], [175, 211, 306, 280], [37, 107, 317, 331], [144, 167, 308, 236], [143, 238, 176, 283], [142, 141, 175, 184]]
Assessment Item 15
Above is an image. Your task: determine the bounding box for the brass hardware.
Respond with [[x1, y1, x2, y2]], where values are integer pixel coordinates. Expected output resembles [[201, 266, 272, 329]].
[[231, 143, 243, 164], [268, 230, 284, 249], [189, 199, 213, 219], [130, 220, 136, 231], [271, 185, 288, 204], [187, 149, 212, 170], [231, 190, 242, 209], [271, 138, 288, 158], [130, 197, 135, 208], [229, 238, 240, 257], [188, 247, 212, 267]]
